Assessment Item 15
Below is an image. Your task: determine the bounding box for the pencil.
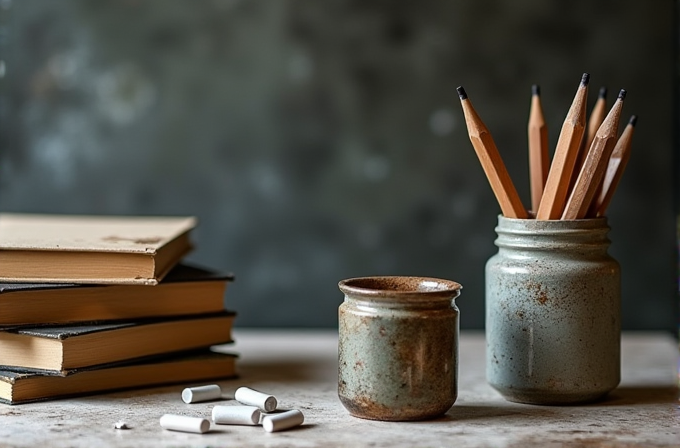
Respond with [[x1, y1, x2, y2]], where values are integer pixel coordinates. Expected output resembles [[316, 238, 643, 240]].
[[457, 86, 528, 219], [569, 86, 608, 192], [561, 89, 626, 220], [528, 84, 549, 214], [535, 73, 590, 220], [588, 115, 637, 218]]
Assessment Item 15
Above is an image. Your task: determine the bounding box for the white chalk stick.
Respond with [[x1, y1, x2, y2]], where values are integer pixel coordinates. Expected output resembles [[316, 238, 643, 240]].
[[262, 409, 304, 433], [181, 384, 222, 403], [212, 405, 261, 425], [234, 387, 277, 412], [159, 414, 210, 434]]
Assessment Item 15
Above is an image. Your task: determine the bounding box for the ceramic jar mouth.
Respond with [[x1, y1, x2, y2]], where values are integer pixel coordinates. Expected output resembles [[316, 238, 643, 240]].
[[338, 276, 462, 304], [497, 214, 609, 231], [494, 215, 611, 250]]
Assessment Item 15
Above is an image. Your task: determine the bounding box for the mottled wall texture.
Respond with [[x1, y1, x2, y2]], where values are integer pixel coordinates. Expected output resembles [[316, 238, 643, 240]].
[[0, 1, 676, 331]]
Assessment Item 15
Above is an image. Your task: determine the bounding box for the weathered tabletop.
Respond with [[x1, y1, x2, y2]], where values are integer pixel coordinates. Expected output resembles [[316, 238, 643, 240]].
[[1, 330, 678, 448]]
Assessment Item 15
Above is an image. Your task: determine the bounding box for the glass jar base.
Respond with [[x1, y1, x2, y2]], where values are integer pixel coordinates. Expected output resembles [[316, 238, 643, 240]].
[[492, 386, 612, 405]]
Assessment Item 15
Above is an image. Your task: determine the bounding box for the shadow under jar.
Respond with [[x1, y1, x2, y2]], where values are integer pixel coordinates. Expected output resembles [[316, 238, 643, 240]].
[[337, 276, 462, 421], [486, 216, 621, 405]]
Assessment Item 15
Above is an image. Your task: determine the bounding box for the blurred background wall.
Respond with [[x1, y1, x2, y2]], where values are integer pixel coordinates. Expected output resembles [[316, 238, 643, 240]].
[[0, 0, 676, 332]]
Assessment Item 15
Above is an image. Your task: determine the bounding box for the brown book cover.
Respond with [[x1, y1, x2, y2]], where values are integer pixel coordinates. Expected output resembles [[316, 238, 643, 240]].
[[0, 350, 237, 405], [0, 263, 234, 327], [0, 213, 197, 285], [0, 312, 236, 372]]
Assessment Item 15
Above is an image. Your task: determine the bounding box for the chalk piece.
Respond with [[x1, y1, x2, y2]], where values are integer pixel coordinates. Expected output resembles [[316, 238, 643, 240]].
[[234, 387, 277, 412], [159, 414, 210, 434], [181, 384, 222, 404], [262, 409, 304, 433], [212, 405, 261, 425]]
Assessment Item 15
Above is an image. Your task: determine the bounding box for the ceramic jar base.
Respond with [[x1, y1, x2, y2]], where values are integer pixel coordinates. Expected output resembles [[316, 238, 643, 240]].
[[339, 398, 454, 422], [492, 387, 609, 406]]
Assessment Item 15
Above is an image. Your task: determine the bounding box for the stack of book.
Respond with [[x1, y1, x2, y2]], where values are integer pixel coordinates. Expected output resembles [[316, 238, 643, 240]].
[[0, 213, 238, 405]]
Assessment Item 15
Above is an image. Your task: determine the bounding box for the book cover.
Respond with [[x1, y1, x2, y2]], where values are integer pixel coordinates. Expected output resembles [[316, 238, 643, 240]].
[[0, 263, 234, 327], [0, 312, 236, 372], [0, 350, 237, 405], [0, 213, 197, 285]]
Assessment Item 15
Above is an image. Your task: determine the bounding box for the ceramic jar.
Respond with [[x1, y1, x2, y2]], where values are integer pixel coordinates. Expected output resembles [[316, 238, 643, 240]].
[[486, 216, 621, 405], [338, 276, 462, 421]]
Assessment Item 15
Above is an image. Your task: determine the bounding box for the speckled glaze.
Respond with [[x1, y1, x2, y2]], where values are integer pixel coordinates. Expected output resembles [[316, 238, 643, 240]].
[[486, 216, 621, 405], [337, 276, 462, 421]]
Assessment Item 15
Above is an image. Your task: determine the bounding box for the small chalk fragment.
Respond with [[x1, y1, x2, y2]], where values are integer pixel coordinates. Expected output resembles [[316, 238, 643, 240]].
[[234, 387, 277, 412], [212, 405, 261, 425], [114, 421, 129, 430], [181, 384, 222, 404], [159, 414, 210, 434], [262, 409, 304, 433]]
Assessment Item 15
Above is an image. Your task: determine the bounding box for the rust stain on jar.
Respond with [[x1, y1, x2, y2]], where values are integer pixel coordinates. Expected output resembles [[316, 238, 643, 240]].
[[341, 395, 396, 421], [526, 281, 549, 305]]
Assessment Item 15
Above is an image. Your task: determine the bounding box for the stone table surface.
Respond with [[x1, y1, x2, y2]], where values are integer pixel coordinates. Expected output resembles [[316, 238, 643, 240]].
[[0, 330, 678, 448]]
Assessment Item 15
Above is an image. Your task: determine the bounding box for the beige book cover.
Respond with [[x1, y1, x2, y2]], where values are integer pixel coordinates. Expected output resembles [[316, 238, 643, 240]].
[[0, 350, 237, 405], [0, 213, 197, 285]]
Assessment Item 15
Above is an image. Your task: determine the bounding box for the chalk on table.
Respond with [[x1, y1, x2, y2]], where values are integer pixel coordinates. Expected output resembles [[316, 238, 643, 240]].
[[181, 384, 222, 404], [159, 414, 210, 434], [262, 409, 304, 433], [234, 387, 277, 412], [212, 405, 261, 425], [113, 421, 129, 430]]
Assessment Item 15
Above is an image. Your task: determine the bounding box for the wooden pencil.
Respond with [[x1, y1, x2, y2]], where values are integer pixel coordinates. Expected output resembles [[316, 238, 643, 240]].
[[584, 87, 609, 156], [528, 84, 549, 213], [535, 73, 590, 220], [457, 86, 528, 219], [561, 89, 626, 220], [588, 115, 637, 217], [569, 86, 608, 192]]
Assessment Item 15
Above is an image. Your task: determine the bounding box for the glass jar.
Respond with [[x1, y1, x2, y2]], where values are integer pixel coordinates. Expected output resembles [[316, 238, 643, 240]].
[[486, 215, 621, 404], [338, 276, 462, 421]]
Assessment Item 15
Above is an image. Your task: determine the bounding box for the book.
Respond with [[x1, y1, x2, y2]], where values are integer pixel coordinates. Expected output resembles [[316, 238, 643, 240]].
[[0, 312, 235, 372], [0, 213, 197, 285], [0, 263, 234, 327], [0, 350, 237, 405]]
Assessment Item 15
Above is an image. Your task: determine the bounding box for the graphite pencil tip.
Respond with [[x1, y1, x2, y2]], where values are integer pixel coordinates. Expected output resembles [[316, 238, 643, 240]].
[[598, 86, 608, 99], [532, 84, 540, 96], [629, 115, 638, 126], [456, 86, 468, 100], [581, 72, 590, 86], [617, 89, 627, 100]]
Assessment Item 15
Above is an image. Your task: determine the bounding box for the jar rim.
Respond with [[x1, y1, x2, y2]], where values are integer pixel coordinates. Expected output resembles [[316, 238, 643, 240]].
[[498, 214, 608, 227], [338, 276, 462, 300]]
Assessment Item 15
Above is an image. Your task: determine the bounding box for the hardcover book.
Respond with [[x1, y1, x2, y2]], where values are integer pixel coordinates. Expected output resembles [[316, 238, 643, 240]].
[[0, 263, 234, 327], [0, 312, 235, 372], [0, 213, 197, 285], [0, 350, 237, 405]]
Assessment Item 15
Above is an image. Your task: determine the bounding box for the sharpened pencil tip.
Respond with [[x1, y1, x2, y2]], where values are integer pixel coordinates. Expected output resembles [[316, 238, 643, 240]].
[[598, 87, 607, 99], [580, 73, 590, 86], [617, 89, 626, 100], [629, 115, 637, 126], [456, 86, 468, 100], [532, 84, 540, 96]]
